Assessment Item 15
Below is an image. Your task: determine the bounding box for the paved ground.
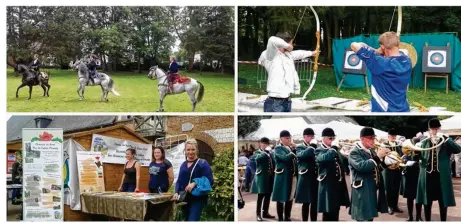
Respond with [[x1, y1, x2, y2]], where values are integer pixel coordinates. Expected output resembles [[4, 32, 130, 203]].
[[7, 200, 22, 221], [239, 177, 461, 221]]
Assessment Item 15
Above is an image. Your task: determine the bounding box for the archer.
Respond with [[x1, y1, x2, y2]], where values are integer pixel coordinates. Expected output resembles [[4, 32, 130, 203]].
[[350, 32, 412, 112], [259, 32, 319, 112]]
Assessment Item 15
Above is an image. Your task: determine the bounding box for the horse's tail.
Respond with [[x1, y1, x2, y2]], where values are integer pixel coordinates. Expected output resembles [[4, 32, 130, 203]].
[[196, 81, 204, 103], [108, 79, 120, 96]]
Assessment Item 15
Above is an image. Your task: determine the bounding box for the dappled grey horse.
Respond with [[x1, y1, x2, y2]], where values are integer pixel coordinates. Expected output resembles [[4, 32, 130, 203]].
[[72, 60, 120, 101], [147, 66, 204, 112]]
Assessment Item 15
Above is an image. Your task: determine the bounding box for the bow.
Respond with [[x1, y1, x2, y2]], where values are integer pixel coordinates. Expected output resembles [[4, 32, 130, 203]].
[[396, 6, 402, 36], [389, 6, 402, 36], [302, 6, 320, 100]]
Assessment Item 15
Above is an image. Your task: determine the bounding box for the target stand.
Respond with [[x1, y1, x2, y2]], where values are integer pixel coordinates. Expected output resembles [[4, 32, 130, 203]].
[[422, 43, 451, 94], [337, 49, 369, 94]]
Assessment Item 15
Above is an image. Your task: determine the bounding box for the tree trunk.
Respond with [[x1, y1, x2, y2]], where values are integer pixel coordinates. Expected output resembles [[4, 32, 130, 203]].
[[137, 53, 141, 73], [187, 48, 194, 72], [18, 7, 24, 49], [252, 9, 260, 59]]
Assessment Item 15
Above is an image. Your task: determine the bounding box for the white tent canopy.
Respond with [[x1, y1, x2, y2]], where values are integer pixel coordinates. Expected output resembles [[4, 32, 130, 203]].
[[242, 118, 390, 141], [440, 116, 461, 130]]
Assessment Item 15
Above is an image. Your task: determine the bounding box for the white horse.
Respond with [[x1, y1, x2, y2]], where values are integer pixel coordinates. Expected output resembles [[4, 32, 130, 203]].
[[147, 66, 204, 112], [72, 60, 120, 101]]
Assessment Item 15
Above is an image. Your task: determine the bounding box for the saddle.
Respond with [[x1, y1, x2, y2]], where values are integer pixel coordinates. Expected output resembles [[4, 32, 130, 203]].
[[171, 74, 191, 84]]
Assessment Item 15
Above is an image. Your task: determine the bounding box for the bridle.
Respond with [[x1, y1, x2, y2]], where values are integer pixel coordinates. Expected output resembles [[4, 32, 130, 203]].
[[149, 67, 169, 87]]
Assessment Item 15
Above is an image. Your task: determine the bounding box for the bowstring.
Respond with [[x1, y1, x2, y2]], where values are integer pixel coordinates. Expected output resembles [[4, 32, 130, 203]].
[[388, 6, 397, 32], [293, 7, 308, 41]]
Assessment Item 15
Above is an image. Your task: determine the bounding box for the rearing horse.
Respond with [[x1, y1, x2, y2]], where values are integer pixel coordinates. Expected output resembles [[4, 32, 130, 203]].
[[8, 57, 50, 100], [72, 60, 120, 101], [147, 66, 204, 112]]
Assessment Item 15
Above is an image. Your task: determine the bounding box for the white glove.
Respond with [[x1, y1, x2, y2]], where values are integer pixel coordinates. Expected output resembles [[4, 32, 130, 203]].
[[331, 139, 340, 148], [406, 161, 416, 166], [310, 139, 318, 146]]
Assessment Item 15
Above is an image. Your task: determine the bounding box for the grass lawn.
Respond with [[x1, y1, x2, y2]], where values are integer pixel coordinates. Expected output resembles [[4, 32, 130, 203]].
[[238, 64, 461, 112], [7, 69, 234, 112]]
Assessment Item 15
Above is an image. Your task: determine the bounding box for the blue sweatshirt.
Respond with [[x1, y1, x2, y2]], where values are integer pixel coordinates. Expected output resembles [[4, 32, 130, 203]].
[[175, 159, 213, 194], [356, 46, 412, 112]]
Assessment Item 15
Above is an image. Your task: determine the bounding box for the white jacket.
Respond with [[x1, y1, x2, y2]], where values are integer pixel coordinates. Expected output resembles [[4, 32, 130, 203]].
[[259, 36, 314, 98]]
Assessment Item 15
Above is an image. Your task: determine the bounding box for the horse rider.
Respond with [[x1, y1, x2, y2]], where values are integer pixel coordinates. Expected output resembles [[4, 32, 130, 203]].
[[87, 55, 98, 84], [29, 54, 41, 84], [168, 56, 179, 92]]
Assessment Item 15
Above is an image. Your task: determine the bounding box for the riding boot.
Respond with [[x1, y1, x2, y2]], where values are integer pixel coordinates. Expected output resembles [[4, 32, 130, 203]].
[[169, 83, 174, 93], [276, 202, 284, 221]]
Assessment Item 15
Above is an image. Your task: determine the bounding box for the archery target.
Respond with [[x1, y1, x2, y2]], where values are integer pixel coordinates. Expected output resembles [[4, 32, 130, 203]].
[[342, 50, 367, 75], [428, 51, 445, 67], [422, 46, 451, 73], [344, 51, 362, 69]]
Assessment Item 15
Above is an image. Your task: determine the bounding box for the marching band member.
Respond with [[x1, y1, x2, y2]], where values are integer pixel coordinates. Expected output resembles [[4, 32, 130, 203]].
[[383, 129, 404, 214], [251, 137, 276, 221], [315, 128, 350, 221], [416, 118, 461, 221], [349, 127, 389, 221], [401, 136, 422, 221], [295, 128, 318, 221], [272, 130, 297, 221]]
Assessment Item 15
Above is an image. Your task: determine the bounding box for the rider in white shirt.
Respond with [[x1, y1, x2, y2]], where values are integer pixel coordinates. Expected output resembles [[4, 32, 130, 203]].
[[259, 32, 318, 112]]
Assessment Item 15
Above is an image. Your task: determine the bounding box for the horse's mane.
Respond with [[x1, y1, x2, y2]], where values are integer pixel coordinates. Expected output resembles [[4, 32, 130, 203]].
[[17, 64, 31, 73]]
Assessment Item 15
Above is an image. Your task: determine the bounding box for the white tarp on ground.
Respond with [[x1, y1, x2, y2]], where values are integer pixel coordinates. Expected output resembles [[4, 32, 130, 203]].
[[440, 116, 461, 130], [63, 139, 85, 210], [242, 118, 389, 141]]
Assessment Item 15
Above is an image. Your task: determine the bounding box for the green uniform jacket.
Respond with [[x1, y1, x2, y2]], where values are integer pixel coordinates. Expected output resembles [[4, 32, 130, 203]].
[[315, 144, 350, 213], [272, 144, 297, 202], [251, 148, 275, 194], [349, 145, 388, 221], [295, 142, 317, 204], [416, 137, 461, 207]]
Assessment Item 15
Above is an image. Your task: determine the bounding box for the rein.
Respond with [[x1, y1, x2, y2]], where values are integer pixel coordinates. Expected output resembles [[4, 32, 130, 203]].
[[152, 68, 169, 87]]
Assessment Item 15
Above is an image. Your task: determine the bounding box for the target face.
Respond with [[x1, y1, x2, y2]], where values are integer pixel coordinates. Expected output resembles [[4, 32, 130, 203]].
[[342, 50, 367, 75], [422, 47, 451, 73], [347, 54, 361, 66], [429, 51, 445, 66]]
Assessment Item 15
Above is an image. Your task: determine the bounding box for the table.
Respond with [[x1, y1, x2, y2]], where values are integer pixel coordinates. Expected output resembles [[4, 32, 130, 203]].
[[81, 192, 173, 221]]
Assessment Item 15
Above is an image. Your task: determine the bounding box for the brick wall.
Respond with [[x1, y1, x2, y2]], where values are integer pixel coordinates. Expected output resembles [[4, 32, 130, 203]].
[[166, 116, 234, 155]]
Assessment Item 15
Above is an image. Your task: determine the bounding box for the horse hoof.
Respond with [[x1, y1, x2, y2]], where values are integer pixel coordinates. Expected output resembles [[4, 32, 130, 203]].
[[79, 98, 83, 101]]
